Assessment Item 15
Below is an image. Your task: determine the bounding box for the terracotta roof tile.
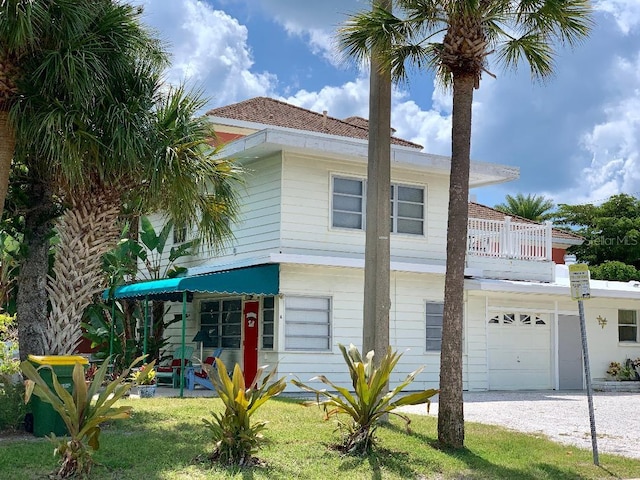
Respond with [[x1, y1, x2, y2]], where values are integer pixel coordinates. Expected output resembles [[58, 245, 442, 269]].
[[469, 202, 583, 242], [206, 97, 422, 149]]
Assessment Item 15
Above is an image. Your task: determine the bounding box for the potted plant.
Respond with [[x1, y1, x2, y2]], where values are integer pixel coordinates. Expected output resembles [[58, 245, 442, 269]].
[[130, 362, 157, 398]]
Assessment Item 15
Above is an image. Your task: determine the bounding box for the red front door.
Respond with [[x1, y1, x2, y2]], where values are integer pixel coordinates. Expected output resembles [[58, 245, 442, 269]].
[[243, 300, 259, 384]]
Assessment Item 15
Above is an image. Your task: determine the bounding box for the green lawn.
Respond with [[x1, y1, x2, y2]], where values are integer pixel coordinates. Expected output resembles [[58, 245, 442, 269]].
[[1, 396, 639, 479]]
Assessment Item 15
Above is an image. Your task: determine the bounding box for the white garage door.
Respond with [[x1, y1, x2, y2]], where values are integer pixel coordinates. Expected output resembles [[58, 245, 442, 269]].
[[488, 312, 552, 390]]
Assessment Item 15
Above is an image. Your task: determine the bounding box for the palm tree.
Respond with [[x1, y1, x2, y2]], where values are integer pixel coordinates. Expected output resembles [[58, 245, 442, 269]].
[[494, 193, 555, 222], [0, 0, 49, 221], [362, 0, 392, 365], [338, 0, 592, 448], [44, 86, 242, 355], [10, 0, 241, 355], [7, 0, 165, 357]]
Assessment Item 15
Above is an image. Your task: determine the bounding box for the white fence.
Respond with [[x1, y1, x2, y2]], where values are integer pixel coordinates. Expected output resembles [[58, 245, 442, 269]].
[[467, 217, 552, 261]]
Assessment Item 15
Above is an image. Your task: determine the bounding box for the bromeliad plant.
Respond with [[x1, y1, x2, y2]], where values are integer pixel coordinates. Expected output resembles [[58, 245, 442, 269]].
[[202, 358, 287, 466], [130, 362, 156, 385], [21, 355, 148, 478], [291, 343, 439, 454]]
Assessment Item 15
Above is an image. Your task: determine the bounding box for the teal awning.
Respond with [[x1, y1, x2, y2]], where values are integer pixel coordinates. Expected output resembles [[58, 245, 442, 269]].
[[103, 264, 279, 301]]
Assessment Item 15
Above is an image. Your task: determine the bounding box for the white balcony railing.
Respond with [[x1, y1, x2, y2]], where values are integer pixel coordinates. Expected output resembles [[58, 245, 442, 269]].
[[467, 217, 552, 261]]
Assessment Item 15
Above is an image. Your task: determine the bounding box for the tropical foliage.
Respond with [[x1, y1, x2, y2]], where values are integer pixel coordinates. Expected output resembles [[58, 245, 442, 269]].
[[495, 194, 555, 222], [202, 358, 287, 466], [338, 0, 592, 448], [21, 355, 147, 478], [554, 194, 640, 278], [291, 343, 438, 454], [589, 261, 640, 282]]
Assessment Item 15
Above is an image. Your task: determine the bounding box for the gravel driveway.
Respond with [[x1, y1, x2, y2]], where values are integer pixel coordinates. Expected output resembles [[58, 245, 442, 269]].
[[398, 391, 640, 460]]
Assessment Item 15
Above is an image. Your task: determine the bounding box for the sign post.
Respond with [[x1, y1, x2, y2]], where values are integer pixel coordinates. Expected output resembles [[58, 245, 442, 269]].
[[568, 263, 599, 466]]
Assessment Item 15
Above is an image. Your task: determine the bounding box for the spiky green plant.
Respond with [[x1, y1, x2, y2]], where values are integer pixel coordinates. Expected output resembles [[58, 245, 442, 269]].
[[202, 358, 286, 466], [291, 343, 438, 454], [21, 356, 151, 478]]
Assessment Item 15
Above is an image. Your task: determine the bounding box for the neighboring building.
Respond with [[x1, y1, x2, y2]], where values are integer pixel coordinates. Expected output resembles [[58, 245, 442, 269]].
[[117, 97, 640, 391]]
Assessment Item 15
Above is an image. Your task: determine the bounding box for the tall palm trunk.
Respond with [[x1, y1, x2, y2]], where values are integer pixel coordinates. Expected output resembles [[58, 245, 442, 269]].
[[46, 191, 121, 354], [0, 111, 15, 219], [438, 72, 475, 449], [363, 0, 392, 362], [16, 180, 54, 360]]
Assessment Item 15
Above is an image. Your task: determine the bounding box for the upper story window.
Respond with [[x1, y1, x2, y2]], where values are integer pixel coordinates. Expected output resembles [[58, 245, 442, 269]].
[[173, 225, 187, 244], [332, 177, 364, 229], [331, 176, 424, 235], [391, 184, 424, 235], [284, 296, 331, 351], [618, 310, 638, 342]]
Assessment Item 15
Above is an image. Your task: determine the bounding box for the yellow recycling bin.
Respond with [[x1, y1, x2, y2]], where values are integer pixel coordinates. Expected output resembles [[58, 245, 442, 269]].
[[27, 355, 88, 437]]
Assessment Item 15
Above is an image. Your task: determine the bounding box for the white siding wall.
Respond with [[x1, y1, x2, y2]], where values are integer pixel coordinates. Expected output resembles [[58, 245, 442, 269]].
[[466, 294, 488, 391], [277, 264, 448, 392], [146, 154, 283, 271], [205, 154, 283, 263], [279, 152, 450, 263]]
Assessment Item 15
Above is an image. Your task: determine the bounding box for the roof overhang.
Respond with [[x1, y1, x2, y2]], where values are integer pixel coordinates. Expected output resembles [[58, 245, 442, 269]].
[[213, 127, 519, 188], [103, 264, 280, 302]]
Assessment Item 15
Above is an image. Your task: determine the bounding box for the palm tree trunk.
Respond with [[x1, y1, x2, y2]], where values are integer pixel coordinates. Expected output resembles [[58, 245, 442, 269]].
[[0, 111, 15, 220], [363, 0, 392, 361], [16, 181, 54, 360], [438, 72, 474, 449], [46, 192, 121, 354]]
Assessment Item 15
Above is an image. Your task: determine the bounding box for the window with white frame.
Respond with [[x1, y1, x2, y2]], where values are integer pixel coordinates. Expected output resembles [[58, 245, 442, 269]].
[[426, 302, 444, 351], [284, 296, 331, 351], [200, 299, 242, 348], [262, 296, 275, 350], [391, 184, 424, 235], [618, 310, 638, 342], [331, 176, 424, 235], [332, 177, 364, 229]]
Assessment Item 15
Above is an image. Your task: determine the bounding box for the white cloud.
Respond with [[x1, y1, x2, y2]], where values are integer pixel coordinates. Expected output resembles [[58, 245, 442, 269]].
[[133, 0, 277, 107], [236, 0, 365, 65], [594, 0, 640, 34], [561, 54, 640, 203]]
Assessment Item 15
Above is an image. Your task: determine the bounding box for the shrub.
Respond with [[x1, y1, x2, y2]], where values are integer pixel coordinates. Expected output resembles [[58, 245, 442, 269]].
[[0, 374, 28, 431], [21, 355, 145, 478], [606, 359, 640, 381], [291, 343, 438, 454], [202, 358, 286, 466]]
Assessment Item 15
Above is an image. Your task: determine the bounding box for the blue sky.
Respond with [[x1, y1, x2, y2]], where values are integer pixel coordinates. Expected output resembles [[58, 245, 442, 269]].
[[133, 0, 640, 208]]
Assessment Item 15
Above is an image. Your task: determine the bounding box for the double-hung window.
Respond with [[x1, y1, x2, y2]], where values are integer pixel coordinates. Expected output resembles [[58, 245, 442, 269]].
[[332, 176, 424, 235], [426, 302, 444, 351], [332, 177, 364, 229], [284, 296, 331, 351], [391, 184, 424, 235], [618, 310, 638, 342]]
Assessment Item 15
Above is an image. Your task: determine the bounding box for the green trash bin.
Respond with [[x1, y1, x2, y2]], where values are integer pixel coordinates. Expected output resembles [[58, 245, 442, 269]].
[[27, 355, 88, 437]]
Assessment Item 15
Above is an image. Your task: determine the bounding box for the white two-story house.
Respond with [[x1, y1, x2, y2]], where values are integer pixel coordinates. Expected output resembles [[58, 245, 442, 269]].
[[112, 97, 640, 392]]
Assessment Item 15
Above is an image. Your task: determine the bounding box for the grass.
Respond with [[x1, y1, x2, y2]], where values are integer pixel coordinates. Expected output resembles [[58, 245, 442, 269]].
[[1, 396, 639, 479]]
